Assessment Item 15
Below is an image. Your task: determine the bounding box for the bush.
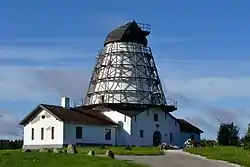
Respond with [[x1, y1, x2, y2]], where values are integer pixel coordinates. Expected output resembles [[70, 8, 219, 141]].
[[191, 140, 200, 147], [99, 145, 106, 149], [200, 139, 217, 147]]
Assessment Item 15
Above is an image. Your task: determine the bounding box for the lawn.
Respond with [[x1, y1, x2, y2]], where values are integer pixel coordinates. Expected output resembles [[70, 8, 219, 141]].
[[76, 146, 164, 155], [0, 146, 162, 167], [0, 150, 147, 167], [185, 146, 250, 167]]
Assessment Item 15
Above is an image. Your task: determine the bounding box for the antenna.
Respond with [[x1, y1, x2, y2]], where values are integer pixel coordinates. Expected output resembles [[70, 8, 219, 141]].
[[72, 97, 85, 108]]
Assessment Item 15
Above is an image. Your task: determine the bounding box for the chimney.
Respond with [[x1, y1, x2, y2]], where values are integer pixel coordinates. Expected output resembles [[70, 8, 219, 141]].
[[61, 97, 70, 108]]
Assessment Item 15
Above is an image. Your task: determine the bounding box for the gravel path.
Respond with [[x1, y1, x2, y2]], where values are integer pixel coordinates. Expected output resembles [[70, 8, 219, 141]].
[[115, 150, 242, 167]]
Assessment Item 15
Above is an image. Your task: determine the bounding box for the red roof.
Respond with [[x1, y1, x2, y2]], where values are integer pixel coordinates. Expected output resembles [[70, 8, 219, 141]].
[[19, 104, 118, 126]]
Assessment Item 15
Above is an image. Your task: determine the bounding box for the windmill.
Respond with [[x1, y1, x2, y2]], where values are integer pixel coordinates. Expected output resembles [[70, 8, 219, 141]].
[[83, 21, 177, 114]]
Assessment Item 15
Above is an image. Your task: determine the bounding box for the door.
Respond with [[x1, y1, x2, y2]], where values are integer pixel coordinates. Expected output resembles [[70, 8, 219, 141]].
[[153, 131, 162, 146]]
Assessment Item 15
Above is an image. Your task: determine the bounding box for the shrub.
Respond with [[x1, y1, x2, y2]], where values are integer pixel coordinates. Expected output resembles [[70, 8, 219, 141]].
[[200, 139, 217, 147], [192, 140, 200, 147], [99, 145, 106, 149]]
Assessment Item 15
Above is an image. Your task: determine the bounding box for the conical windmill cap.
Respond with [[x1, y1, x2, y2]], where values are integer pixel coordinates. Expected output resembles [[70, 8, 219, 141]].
[[104, 21, 149, 46]]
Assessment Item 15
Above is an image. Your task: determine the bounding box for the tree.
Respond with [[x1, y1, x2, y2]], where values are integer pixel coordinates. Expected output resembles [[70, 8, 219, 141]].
[[0, 139, 23, 150], [245, 123, 250, 138], [243, 123, 250, 150], [217, 122, 240, 146]]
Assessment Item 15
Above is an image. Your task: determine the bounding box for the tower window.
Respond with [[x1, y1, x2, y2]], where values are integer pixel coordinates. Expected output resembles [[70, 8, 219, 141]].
[[154, 114, 158, 122], [140, 130, 144, 138], [100, 95, 104, 103]]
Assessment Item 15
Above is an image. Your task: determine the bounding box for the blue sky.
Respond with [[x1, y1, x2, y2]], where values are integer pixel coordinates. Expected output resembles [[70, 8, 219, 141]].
[[0, 0, 250, 140]]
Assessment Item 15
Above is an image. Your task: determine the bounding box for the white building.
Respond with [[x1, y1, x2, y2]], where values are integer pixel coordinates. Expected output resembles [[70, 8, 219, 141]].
[[20, 97, 203, 149], [19, 21, 203, 149]]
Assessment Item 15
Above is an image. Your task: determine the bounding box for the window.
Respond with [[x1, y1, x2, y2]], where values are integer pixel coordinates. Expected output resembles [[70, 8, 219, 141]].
[[170, 132, 173, 142], [51, 127, 54, 140], [41, 128, 44, 140], [124, 115, 126, 122], [100, 95, 104, 103], [31, 128, 34, 140], [154, 114, 158, 122], [175, 120, 177, 126], [105, 128, 111, 140], [146, 110, 149, 116], [134, 116, 137, 122], [76, 127, 82, 139], [140, 130, 144, 138], [156, 124, 160, 128], [191, 134, 194, 140]]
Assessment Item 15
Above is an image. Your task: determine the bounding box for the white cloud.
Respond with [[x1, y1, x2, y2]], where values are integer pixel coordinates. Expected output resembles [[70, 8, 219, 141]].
[[0, 67, 91, 102], [0, 56, 249, 103], [164, 77, 250, 101], [0, 110, 22, 139]]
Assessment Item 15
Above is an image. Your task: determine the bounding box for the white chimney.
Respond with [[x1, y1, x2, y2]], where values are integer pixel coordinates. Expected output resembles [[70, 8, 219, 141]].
[[61, 97, 70, 108]]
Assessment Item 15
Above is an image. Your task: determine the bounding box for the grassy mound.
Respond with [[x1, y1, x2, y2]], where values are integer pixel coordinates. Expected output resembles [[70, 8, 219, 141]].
[[185, 146, 250, 167], [0, 151, 146, 167]]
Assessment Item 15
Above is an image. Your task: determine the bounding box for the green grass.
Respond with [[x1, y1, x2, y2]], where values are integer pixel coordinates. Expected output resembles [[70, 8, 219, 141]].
[[185, 146, 250, 167], [76, 146, 164, 155], [0, 146, 162, 167], [0, 151, 147, 167]]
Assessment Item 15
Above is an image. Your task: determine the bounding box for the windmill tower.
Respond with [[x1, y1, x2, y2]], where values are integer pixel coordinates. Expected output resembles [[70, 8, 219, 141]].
[[84, 21, 177, 114]]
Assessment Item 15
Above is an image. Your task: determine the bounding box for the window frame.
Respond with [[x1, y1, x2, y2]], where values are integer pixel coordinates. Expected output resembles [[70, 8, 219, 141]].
[[105, 128, 111, 140], [140, 130, 144, 138], [51, 127, 54, 140], [31, 128, 34, 140], [154, 113, 158, 122], [76, 126, 83, 139], [41, 127, 44, 140]]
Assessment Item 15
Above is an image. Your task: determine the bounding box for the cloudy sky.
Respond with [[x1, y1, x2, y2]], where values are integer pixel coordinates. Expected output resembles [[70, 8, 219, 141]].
[[0, 0, 250, 140]]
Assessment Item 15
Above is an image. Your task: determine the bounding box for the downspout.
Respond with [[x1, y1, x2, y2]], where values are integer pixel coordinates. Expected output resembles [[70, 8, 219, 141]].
[[115, 126, 118, 146]]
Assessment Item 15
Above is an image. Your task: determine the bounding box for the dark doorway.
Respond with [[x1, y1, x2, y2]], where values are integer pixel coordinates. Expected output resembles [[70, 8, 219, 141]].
[[153, 131, 162, 146]]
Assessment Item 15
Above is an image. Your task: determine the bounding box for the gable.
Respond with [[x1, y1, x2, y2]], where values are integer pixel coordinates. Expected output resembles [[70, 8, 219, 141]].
[[178, 119, 203, 133], [30, 110, 54, 124], [19, 105, 61, 126]]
